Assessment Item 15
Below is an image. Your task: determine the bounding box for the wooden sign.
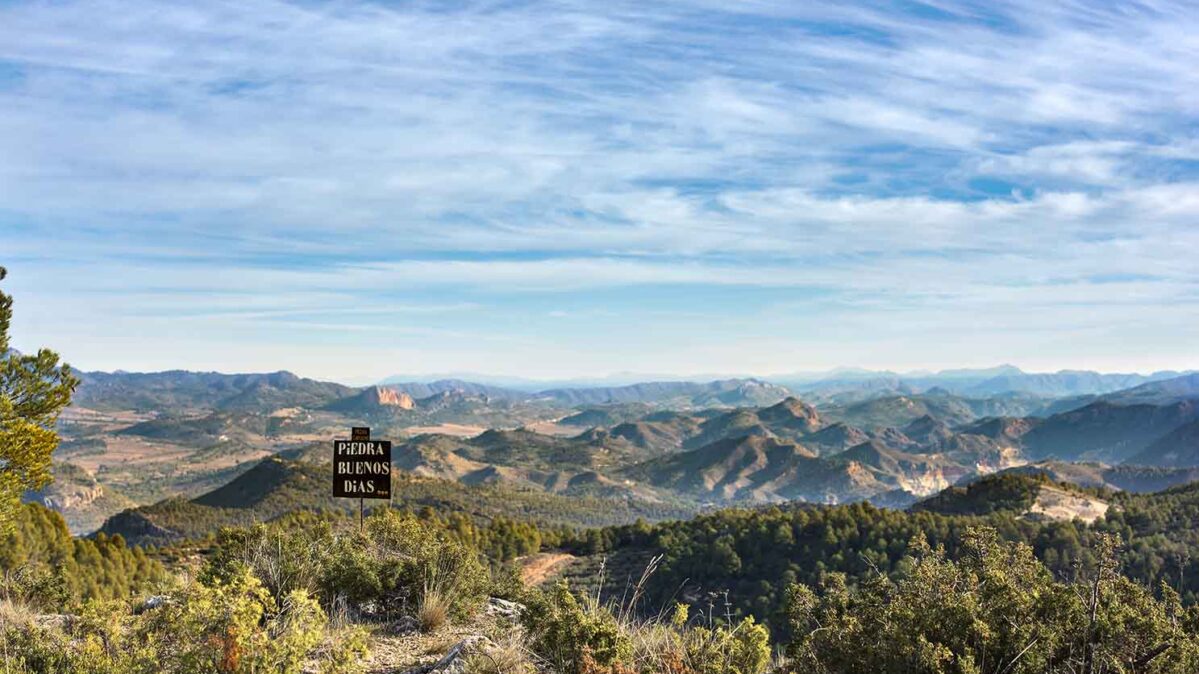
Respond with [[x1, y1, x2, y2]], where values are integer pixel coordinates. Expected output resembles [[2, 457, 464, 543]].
[[332, 427, 391, 499]]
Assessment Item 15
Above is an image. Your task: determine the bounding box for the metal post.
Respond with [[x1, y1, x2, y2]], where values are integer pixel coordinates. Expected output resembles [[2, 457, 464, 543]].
[[359, 497, 364, 532]]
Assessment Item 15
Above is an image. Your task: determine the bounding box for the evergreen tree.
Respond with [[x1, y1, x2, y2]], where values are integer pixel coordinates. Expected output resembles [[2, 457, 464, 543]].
[[0, 266, 79, 533]]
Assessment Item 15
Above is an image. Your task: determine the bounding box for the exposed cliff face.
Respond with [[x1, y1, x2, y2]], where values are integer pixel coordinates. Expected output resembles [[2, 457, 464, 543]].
[[24, 462, 136, 535], [369, 386, 416, 409], [323, 385, 416, 413]]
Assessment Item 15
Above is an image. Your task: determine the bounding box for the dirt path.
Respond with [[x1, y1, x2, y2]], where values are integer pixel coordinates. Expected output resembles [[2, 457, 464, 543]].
[[520, 553, 577, 586]]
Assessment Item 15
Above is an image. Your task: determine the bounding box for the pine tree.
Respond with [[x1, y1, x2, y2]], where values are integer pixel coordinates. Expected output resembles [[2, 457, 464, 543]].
[[0, 266, 79, 533]]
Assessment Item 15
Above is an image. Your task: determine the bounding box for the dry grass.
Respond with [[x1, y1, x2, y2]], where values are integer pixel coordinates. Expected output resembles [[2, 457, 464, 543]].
[[421, 632, 459, 656], [463, 634, 537, 674], [417, 587, 450, 633], [0, 599, 37, 629]]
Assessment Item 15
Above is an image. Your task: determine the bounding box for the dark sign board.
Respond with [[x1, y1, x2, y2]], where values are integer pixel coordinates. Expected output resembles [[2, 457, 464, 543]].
[[333, 427, 391, 499]]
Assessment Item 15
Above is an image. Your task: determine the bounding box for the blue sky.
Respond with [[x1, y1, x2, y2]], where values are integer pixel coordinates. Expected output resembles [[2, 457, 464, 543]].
[[1, 0, 1197, 383]]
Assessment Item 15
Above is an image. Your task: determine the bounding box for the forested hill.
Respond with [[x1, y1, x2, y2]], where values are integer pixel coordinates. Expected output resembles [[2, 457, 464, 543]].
[[1, 503, 166, 603], [560, 476, 1199, 635], [99, 456, 699, 546]]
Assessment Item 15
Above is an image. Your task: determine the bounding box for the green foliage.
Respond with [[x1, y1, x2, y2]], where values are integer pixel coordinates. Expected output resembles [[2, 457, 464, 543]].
[[0, 564, 68, 614], [351, 508, 490, 619], [202, 508, 489, 621], [570, 481, 1199, 637], [0, 266, 80, 534], [0, 567, 368, 674], [523, 582, 631, 674], [0, 503, 165, 606], [112, 457, 683, 548], [785, 528, 1199, 674], [681, 613, 770, 674], [911, 472, 1055, 515], [521, 583, 771, 674], [146, 569, 325, 674]]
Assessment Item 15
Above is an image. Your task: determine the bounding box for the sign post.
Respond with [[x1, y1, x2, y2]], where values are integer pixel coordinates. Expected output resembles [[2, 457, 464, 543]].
[[333, 426, 392, 531]]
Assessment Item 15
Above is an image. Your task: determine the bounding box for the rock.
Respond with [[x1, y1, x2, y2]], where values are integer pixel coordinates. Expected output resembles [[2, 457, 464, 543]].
[[388, 615, 420, 635], [486, 597, 525, 620], [137, 595, 172, 613], [404, 636, 492, 674], [33, 614, 73, 630], [367, 386, 416, 409]]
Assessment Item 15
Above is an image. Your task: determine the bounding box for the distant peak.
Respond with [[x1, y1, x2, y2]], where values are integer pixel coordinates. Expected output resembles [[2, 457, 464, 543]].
[[368, 386, 416, 409]]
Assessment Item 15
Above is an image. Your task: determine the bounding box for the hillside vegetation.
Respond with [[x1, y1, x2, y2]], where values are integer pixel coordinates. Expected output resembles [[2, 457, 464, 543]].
[[100, 456, 699, 547]]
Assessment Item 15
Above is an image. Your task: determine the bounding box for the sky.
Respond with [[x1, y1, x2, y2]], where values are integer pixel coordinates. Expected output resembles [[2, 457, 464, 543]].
[[1, 0, 1197, 384]]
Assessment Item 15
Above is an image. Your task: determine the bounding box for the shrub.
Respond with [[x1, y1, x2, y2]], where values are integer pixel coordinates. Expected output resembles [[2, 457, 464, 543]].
[[1, 615, 73, 673], [785, 528, 1199, 674], [348, 509, 489, 620], [202, 509, 489, 623], [679, 612, 770, 674], [140, 567, 327, 674], [523, 582, 631, 674], [0, 565, 68, 613], [1, 567, 366, 674], [201, 521, 330, 603]]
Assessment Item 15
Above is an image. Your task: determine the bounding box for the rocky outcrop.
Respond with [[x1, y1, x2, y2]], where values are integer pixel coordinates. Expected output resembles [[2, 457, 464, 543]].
[[369, 386, 416, 409], [97, 509, 180, 546], [404, 636, 493, 674]]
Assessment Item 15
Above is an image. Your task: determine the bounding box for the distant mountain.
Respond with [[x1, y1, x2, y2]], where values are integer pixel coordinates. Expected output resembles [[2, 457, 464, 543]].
[[117, 411, 272, 445], [799, 422, 870, 454], [558, 403, 657, 428], [682, 397, 823, 449], [1100, 373, 1199, 406], [627, 434, 959, 504], [1126, 420, 1199, 468], [75, 370, 356, 413], [993, 461, 1199, 493], [965, 370, 1188, 397], [323, 385, 416, 414], [786, 366, 1193, 403], [822, 394, 976, 428], [958, 416, 1041, 441], [819, 390, 1052, 429], [1021, 400, 1199, 463], [605, 415, 704, 452], [625, 435, 822, 502], [378, 379, 530, 402], [538, 378, 791, 407]]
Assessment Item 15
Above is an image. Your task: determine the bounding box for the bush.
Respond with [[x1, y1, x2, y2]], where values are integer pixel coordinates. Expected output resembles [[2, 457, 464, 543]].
[[0, 567, 367, 674], [677, 608, 770, 674], [523, 582, 631, 674], [785, 528, 1199, 674], [0, 564, 68, 613], [201, 509, 490, 624], [356, 509, 489, 620], [522, 583, 771, 674], [201, 520, 330, 603]]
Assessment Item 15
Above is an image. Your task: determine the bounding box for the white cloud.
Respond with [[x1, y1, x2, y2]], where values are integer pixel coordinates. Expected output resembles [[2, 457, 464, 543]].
[[1, 0, 1197, 377]]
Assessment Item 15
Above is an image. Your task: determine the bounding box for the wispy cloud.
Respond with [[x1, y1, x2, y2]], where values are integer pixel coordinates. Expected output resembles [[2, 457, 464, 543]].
[[0, 0, 1196, 379]]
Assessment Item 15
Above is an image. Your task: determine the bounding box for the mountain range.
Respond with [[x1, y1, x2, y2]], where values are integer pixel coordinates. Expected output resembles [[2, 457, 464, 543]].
[[35, 367, 1199, 536]]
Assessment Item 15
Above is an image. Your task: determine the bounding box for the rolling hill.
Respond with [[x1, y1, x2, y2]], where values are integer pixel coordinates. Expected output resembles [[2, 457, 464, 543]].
[[911, 472, 1111, 523], [75, 370, 357, 413], [1020, 400, 1199, 463], [98, 456, 700, 546]]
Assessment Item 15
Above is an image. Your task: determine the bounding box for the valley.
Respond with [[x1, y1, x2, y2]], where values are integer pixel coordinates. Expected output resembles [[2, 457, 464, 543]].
[[35, 366, 1199, 541]]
